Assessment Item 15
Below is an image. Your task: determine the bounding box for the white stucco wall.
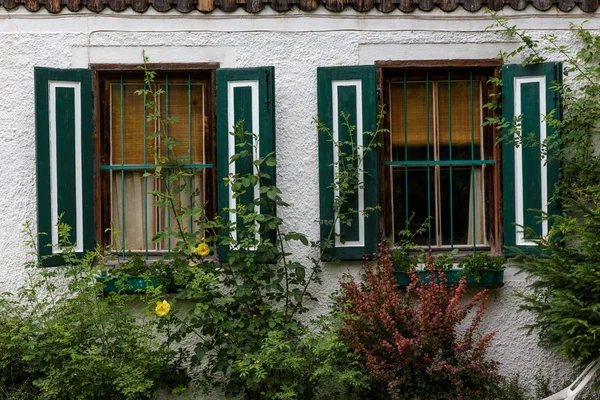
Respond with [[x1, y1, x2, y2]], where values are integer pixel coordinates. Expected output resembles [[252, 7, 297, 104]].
[[1, 7, 599, 397]]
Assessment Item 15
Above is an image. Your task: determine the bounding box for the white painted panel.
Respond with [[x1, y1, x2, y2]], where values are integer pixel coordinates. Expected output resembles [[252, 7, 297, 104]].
[[227, 80, 260, 245], [513, 76, 547, 246], [332, 80, 364, 248], [48, 81, 83, 254]]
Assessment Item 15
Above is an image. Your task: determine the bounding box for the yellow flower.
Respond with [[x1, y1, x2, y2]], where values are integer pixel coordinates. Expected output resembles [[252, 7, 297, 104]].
[[194, 242, 210, 257], [188, 261, 198, 267], [155, 300, 171, 317]]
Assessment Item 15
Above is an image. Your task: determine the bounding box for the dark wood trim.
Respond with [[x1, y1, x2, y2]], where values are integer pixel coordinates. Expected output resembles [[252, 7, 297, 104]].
[[376, 59, 503, 69], [492, 66, 503, 255], [91, 68, 102, 249], [91, 63, 220, 73], [206, 68, 218, 222], [99, 76, 113, 248], [376, 64, 393, 240]]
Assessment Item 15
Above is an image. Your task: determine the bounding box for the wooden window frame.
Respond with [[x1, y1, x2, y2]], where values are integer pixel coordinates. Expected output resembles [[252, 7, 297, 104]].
[[376, 59, 503, 254], [91, 63, 218, 251]]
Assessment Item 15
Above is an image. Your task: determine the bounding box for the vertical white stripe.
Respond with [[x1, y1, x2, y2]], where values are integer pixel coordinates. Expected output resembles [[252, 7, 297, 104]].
[[332, 80, 365, 248], [514, 76, 547, 246], [227, 80, 261, 245], [48, 81, 83, 254]]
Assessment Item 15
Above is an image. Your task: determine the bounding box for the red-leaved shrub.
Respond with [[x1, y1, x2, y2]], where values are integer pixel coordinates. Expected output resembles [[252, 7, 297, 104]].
[[338, 240, 499, 400]]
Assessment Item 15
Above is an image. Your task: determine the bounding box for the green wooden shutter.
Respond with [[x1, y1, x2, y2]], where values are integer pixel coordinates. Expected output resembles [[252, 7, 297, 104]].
[[35, 67, 94, 266], [317, 66, 378, 260], [216, 67, 276, 261], [502, 62, 561, 255]]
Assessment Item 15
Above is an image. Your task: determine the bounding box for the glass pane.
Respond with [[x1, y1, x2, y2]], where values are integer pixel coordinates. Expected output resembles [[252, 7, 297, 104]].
[[111, 84, 154, 165], [392, 166, 437, 246], [389, 81, 434, 162], [159, 83, 205, 164], [439, 167, 485, 246], [438, 81, 482, 160], [157, 171, 205, 250], [111, 171, 157, 252]]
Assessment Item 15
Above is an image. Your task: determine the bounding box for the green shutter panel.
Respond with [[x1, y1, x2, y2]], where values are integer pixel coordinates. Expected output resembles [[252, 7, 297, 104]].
[[35, 67, 94, 266], [502, 62, 561, 255], [216, 67, 276, 261], [317, 66, 379, 260]]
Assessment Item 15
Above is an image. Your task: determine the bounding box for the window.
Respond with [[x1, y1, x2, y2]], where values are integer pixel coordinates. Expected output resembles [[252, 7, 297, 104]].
[[95, 69, 214, 255], [35, 65, 276, 265], [381, 64, 501, 252]]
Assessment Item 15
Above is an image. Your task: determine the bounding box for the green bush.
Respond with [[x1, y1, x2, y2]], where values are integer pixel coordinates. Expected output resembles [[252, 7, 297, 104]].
[[0, 223, 187, 400]]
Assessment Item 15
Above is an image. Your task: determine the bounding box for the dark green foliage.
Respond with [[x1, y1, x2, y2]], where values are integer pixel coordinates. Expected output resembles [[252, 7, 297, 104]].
[[488, 15, 600, 365], [516, 190, 600, 360]]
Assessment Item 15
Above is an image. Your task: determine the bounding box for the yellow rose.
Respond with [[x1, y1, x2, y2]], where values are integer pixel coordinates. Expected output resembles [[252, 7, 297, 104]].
[[194, 242, 210, 257], [155, 300, 171, 317]]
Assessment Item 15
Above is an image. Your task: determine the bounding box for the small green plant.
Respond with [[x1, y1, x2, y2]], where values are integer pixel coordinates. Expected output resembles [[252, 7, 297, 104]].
[[0, 223, 188, 400], [392, 220, 457, 273], [458, 252, 505, 282], [391, 218, 427, 272]]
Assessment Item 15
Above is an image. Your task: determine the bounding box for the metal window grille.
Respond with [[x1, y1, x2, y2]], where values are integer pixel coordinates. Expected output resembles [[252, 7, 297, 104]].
[[99, 73, 211, 259], [386, 70, 495, 251]]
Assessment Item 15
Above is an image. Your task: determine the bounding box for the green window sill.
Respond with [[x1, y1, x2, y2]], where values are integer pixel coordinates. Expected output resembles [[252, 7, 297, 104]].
[[392, 269, 505, 289]]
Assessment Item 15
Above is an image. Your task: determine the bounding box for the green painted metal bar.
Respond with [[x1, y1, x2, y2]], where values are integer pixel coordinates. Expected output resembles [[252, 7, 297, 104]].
[[426, 72, 431, 247], [448, 71, 454, 249], [165, 74, 171, 253], [470, 71, 476, 252], [385, 160, 495, 166], [144, 81, 148, 259], [403, 73, 409, 232], [188, 74, 194, 233], [120, 75, 125, 259], [100, 164, 212, 170]]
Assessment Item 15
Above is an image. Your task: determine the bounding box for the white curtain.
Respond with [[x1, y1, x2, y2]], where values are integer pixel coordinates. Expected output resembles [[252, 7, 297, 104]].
[[112, 171, 203, 252], [467, 167, 485, 246]]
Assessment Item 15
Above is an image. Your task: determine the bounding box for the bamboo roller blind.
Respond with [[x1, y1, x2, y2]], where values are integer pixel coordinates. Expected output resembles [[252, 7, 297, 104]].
[[390, 81, 481, 149], [111, 83, 205, 165]]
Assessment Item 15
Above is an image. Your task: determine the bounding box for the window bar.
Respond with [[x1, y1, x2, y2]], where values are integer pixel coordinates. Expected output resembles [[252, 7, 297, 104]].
[[166, 74, 171, 253], [120, 75, 126, 260], [144, 81, 149, 260], [448, 71, 454, 250], [403, 73, 409, 231], [426, 72, 431, 248], [188, 74, 194, 235], [470, 71, 476, 252]]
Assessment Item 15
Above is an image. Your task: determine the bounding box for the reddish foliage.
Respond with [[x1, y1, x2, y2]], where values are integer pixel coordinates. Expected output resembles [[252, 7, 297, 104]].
[[338, 240, 499, 400]]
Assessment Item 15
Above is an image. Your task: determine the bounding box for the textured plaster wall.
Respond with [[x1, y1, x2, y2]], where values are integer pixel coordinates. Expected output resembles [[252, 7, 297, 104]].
[[1, 7, 599, 397]]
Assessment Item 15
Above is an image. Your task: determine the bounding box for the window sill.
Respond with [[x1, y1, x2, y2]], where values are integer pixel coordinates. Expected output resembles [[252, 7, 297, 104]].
[[392, 269, 505, 289]]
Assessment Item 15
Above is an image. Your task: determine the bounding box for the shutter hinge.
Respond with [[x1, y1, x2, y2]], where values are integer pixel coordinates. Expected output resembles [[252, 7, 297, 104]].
[[265, 69, 271, 112]]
